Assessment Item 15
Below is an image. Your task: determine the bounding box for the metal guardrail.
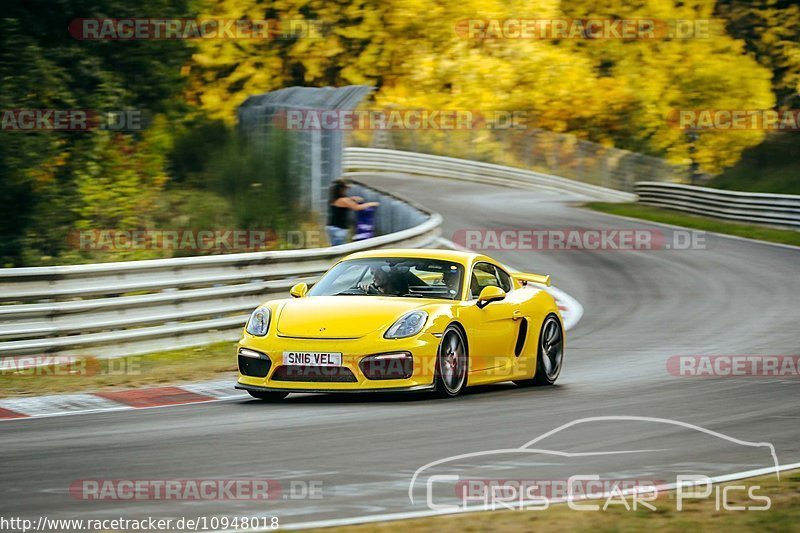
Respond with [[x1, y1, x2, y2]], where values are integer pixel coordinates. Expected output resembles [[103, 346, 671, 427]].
[[0, 183, 441, 357], [342, 147, 636, 203], [12, 148, 790, 360], [635, 182, 800, 229], [349, 126, 708, 192]]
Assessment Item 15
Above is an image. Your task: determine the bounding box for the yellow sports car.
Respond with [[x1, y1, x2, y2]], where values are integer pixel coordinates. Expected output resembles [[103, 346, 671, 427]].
[[235, 249, 564, 400]]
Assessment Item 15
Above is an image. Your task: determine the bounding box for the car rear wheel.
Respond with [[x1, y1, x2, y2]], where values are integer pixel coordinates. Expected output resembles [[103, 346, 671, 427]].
[[247, 390, 288, 401], [434, 325, 468, 397], [515, 314, 563, 387]]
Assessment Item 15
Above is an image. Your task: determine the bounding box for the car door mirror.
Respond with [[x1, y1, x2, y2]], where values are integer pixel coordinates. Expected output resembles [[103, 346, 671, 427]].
[[477, 285, 505, 308], [289, 282, 308, 298]]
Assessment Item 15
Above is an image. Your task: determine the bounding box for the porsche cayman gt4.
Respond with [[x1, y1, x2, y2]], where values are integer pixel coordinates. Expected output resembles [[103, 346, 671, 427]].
[[235, 249, 564, 400]]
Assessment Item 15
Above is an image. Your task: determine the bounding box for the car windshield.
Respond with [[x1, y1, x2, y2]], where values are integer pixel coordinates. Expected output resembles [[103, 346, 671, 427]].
[[308, 257, 464, 300]]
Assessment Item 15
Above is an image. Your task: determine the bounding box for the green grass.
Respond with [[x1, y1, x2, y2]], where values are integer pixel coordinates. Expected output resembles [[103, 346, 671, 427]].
[[584, 202, 800, 247], [319, 470, 800, 533], [0, 341, 238, 398]]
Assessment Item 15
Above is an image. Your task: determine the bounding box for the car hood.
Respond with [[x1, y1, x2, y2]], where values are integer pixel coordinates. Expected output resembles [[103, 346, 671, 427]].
[[276, 296, 428, 339]]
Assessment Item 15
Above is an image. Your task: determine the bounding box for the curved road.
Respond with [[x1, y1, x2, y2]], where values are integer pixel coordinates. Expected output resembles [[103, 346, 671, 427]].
[[1, 174, 798, 529]]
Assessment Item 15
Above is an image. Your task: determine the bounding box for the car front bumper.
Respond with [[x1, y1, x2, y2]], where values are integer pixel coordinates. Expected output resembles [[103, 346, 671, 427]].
[[236, 332, 440, 392], [235, 383, 435, 394]]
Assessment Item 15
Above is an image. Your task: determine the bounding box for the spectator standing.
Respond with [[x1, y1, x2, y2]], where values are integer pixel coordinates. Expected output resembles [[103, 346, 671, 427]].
[[326, 179, 379, 246]]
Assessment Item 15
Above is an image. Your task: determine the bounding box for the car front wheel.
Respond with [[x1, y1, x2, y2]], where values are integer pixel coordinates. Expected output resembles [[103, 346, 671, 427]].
[[434, 325, 468, 397]]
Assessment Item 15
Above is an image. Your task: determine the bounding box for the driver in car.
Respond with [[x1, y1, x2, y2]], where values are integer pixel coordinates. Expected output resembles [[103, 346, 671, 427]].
[[442, 269, 461, 297], [359, 266, 407, 296]]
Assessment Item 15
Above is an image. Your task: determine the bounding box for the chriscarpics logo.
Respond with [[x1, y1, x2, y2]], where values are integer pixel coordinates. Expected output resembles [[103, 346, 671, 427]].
[[409, 416, 780, 513]]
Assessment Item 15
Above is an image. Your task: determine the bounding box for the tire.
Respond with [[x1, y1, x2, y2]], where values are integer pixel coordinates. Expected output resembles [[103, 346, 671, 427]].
[[515, 314, 563, 387], [247, 390, 288, 401], [434, 325, 468, 397]]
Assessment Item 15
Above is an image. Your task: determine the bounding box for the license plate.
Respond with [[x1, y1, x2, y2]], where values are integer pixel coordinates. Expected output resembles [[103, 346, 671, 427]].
[[283, 351, 342, 367]]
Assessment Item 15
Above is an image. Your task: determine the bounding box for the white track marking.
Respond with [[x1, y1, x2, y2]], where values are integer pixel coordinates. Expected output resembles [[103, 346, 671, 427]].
[[208, 462, 800, 532], [544, 284, 584, 331], [0, 366, 243, 422], [181, 379, 249, 399], [0, 393, 130, 417]]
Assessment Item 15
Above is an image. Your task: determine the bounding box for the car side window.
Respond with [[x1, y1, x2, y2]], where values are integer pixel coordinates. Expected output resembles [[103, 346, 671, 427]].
[[470, 262, 502, 298], [495, 266, 513, 292]]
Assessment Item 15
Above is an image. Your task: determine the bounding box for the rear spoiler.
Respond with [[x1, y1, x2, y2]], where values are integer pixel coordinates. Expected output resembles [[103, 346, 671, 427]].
[[512, 272, 551, 287]]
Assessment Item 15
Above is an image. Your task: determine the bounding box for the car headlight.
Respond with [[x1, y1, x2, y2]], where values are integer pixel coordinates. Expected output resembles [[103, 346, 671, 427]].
[[384, 311, 428, 339], [246, 306, 271, 336]]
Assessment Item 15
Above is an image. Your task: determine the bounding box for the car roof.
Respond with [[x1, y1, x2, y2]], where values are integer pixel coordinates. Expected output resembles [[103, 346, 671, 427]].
[[343, 248, 489, 266]]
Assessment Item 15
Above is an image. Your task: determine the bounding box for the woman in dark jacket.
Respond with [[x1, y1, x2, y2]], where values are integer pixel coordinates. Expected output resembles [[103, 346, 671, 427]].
[[326, 179, 379, 246]]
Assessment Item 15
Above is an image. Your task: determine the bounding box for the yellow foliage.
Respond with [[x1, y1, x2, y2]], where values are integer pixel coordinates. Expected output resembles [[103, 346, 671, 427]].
[[186, 0, 775, 173]]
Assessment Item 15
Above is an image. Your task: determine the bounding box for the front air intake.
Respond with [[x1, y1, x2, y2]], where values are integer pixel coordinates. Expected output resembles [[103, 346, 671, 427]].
[[238, 349, 272, 378]]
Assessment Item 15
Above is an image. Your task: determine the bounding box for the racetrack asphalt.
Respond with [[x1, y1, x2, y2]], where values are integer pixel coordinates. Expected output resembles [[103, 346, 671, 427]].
[[1, 174, 798, 529]]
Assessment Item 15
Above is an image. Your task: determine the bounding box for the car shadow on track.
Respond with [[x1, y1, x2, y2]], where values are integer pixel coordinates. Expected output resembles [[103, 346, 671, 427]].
[[237, 382, 565, 406]]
